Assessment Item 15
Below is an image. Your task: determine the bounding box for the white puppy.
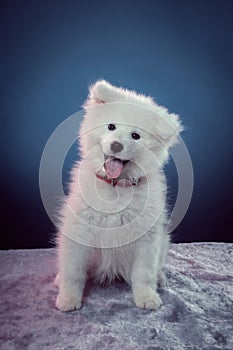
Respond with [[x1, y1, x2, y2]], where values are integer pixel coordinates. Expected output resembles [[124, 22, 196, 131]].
[[55, 80, 183, 311]]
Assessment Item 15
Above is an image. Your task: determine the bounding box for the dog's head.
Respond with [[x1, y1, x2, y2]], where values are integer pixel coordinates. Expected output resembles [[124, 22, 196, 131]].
[[80, 80, 183, 179]]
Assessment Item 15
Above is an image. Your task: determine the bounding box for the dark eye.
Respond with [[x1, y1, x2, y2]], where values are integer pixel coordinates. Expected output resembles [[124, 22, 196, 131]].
[[131, 132, 140, 140], [108, 124, 116, 131]]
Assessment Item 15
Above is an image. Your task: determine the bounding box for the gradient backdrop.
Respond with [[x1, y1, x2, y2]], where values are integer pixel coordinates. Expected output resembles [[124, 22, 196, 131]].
[[1, 0, 233, 249]]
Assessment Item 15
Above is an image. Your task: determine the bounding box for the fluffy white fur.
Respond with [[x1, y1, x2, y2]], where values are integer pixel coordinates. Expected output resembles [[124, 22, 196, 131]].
[[56, 80, 183, 311]]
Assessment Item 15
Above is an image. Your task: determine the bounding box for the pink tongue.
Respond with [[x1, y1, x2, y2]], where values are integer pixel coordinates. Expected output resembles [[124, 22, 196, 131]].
[[105, 158, 124, 179]]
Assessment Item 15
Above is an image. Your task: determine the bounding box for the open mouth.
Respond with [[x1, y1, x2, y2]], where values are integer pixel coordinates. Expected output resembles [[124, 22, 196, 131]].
[[104, 155, 129, 179]]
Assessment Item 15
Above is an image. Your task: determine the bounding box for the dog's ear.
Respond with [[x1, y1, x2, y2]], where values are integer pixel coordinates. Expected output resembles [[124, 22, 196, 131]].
[[153, 106, 184, 148], [85, 80, 116, 106]]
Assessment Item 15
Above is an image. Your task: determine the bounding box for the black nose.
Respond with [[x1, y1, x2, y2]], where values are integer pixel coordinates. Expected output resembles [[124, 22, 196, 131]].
[[111, 141, 124, 153]]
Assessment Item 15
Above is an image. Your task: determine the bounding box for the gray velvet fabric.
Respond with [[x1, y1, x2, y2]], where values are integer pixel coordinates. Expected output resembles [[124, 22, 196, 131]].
[[0, 243, 232, 349]]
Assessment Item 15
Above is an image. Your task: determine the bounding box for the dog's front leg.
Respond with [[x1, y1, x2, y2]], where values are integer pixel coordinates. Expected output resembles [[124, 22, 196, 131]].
[[56, 235, 89, 312], [130, 240, 163, 310]]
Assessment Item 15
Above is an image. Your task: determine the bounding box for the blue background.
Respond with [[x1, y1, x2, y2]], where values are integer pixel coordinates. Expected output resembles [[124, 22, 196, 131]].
[[1, 0, 233, 248]]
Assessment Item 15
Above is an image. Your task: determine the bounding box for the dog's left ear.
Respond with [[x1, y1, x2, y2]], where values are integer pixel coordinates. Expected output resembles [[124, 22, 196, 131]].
[[154, 106, 184, 148], [84, 80, 116, 106]]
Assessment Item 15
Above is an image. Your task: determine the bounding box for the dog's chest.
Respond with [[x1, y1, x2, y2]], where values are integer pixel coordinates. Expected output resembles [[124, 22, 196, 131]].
[[79, 186, 154, 227], [79, 206, 141, 228]]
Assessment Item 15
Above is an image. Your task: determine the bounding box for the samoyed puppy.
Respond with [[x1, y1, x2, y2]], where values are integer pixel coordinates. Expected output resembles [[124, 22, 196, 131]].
[[55, 80, 183, 311]]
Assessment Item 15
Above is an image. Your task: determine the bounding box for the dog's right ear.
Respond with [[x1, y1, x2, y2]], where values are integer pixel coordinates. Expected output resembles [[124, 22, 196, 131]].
[[84, 80, 119, 108]]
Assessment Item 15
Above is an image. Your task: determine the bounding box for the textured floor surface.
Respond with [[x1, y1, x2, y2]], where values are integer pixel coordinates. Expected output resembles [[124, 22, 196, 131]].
[[0, 243, 233, 350]]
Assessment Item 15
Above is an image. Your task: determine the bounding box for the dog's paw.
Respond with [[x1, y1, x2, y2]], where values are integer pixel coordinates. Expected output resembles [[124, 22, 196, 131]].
[[56, 294, 82, 312], [134, 292, 163, 310]]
